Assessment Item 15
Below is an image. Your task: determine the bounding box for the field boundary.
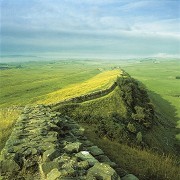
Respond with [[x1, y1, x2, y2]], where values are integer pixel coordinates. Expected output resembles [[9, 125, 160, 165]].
[[52, 80, 118, 107]]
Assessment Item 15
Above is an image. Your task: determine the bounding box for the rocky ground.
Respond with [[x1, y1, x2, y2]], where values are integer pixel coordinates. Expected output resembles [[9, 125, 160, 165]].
[[0, 105, 138, 180]]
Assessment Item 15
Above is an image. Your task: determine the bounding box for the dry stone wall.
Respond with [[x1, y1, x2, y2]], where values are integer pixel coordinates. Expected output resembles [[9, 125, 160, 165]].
[[53, 81, 117, 107], [0, 105, 139, 180]]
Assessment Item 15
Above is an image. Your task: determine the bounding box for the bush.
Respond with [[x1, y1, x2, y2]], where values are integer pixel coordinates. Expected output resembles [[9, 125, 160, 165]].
[[131, 106, 145, 122], [127, 123, 136, 133], [136, 132, 143, 143]]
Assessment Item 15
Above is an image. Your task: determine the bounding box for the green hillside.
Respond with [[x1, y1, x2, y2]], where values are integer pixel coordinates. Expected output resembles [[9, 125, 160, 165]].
[[0, 60, 179, 180], [55, 72, 177, 153], [53, 71, 179, 179]]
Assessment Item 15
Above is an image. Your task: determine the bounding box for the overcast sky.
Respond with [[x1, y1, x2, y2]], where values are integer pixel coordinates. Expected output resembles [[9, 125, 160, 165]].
[[0, 0, 180, 58]]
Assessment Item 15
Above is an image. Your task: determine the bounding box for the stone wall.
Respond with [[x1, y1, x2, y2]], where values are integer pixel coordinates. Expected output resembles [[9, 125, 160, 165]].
[[52, 81, 117, 107], [0, 105, 138, 180]]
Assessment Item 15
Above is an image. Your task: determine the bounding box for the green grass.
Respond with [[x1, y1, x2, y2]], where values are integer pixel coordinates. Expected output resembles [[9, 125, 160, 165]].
[[83, 125, 180, 180], [38, 69, 121, 105], [123, 60, 180, 140], [65, 86, 127, 120], [0, 108, 21, 150], [0, 61, 101, 107]]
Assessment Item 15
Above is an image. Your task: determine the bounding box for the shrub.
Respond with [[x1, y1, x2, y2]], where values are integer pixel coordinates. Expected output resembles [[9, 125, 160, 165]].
[[131, 106, 145, 122], [136, 132, 143, 143], [127, 123, 136, 133]]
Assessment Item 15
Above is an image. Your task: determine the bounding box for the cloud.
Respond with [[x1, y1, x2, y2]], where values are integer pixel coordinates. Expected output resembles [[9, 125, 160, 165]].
[[0, 0, 179, 57]]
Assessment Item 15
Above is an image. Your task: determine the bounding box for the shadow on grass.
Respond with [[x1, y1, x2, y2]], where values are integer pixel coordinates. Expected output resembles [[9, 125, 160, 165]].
[[147, 90, 180, 154]]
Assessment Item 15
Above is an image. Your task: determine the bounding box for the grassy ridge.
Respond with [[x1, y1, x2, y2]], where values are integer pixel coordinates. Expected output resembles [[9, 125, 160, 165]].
[[56, 86, 127, 122], [38, 69, 121, 104]]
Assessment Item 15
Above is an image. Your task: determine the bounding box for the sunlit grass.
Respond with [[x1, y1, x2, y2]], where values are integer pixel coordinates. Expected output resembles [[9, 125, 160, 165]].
[[0, 108, 21, 151], [84, 126, 180, 180], [38, 69, 121, 105], [0, 61, 100, 107]]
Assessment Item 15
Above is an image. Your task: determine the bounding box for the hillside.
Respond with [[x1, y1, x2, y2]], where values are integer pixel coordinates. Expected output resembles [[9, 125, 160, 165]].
[[0, 62, 179, 180], [53, 72, 177, 154]]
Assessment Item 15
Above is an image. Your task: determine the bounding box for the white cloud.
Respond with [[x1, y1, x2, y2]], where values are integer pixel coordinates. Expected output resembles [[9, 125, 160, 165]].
[[1, 0, 179, 57]]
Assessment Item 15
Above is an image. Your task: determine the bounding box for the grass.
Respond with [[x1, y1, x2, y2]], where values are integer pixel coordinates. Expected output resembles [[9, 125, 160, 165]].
[[123, 59, 180, 140], [65, 86, 127, 120], [0, 61, 101, 107], [83, 125, 180, 180], [38, 69, 121, 105], [0, 108, 21, 150]]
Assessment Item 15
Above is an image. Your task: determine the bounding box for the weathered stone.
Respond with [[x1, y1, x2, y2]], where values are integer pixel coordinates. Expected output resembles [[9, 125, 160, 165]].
[[96, 155, 117, 167], [31, 148, 38, 155], [75, 151, 98, 166], [0, 105, 125, 180], [43, 148, 61, 162], [61, 158, 77, 170], [44, 135, 57, 143], [46, 168, 61, 180], [41, 142, 55, 151], [87, 163, 120, 180], [42, 161, 59, 175], [59, 168, 76, 177], [64, 142, 82, 153], [1, 159, 20, 173], [7, 147, 15, 153], [82, 140, 94, 147], [13, 153, 24, 168], [87, 146, 104, 156], [24, 160, 38, 172], [77, 161, 89, 170], [24, 148, 32, 157], [115, 168, 128, 178], [121, 174, 139, 180], [13, 139, 23, 146]]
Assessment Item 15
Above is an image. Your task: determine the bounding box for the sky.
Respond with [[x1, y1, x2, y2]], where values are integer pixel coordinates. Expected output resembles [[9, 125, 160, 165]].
[[0, 0, 180, 59]]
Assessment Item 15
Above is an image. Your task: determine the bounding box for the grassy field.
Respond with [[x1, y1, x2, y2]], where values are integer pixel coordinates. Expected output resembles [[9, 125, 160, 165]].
[[123, 59, 180, 140], [39, 69, 121, 104], [0, 61, 102, 107], [0, 60, 119, 150]]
